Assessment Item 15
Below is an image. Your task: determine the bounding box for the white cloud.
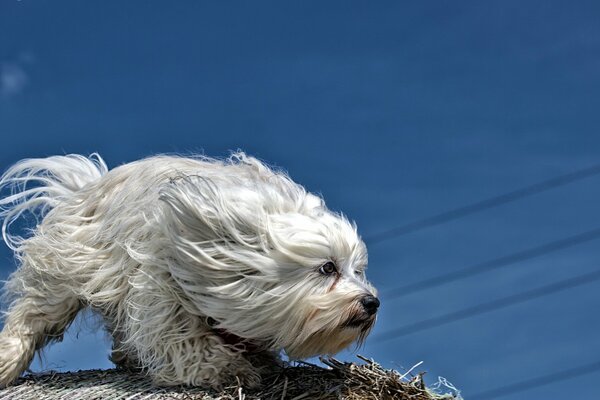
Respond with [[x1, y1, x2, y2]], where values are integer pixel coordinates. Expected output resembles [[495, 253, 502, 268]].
[[0, 60, 30, 98]]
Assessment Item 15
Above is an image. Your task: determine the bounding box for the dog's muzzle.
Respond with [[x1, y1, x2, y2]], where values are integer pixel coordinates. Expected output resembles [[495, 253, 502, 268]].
[[344, 295, 380, 329]]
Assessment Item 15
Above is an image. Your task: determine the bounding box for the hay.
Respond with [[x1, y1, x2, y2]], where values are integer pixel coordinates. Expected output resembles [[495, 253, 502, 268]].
[[0, 356, 461, 400]]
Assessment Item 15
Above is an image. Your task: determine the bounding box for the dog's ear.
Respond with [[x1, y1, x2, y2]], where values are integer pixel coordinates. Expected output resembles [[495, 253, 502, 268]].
[[158, 175, 265, 246]]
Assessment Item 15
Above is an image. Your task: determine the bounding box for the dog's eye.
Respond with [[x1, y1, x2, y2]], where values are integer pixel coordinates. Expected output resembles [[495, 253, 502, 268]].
[[319, 261, 337, 275]]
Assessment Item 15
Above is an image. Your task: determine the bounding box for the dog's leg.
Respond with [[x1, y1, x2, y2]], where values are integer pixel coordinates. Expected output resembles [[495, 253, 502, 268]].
[[0, 278, 81, 387], [129, 314, 263, 388], [148, 332, 262, 389], [120, 273, 263, 388]]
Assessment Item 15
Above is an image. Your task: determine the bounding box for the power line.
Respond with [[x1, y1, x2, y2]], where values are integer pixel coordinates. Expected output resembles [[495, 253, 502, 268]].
[[373, 269, 600, 342], [365, 163, 600, 245], [382, 228, 600, 300], [469, 360, 600, 400]]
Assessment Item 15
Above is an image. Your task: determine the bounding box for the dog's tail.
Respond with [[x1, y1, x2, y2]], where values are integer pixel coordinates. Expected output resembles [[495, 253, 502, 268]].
[[0, 153, 108, 250]]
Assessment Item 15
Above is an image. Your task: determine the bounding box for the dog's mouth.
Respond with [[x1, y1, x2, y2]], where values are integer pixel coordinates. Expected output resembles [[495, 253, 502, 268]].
[[343, 314, 376, 330]]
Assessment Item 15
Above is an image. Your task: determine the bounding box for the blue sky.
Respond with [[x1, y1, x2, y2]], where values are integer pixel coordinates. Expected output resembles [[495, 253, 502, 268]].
[[1, 1, 600, 398]]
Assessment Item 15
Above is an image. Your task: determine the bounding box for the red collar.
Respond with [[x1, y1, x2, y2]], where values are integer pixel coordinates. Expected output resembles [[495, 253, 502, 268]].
[[214, 328, 262, 352], [208, 318, 263, 353]]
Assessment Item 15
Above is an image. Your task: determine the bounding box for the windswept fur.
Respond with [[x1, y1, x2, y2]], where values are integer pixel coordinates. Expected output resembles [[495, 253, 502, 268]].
[[0, 153, 377, 388]]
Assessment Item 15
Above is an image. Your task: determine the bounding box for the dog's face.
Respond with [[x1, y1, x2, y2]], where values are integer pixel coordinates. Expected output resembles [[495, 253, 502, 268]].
[[264, 210, 377, 358], [159, 159, 378, 358]]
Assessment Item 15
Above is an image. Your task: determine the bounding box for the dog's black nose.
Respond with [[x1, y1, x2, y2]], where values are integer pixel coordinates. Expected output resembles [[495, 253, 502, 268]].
[[360, 295, 380, 315]]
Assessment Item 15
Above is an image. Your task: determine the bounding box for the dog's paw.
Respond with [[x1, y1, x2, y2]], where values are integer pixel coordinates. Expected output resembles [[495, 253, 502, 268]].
[[0, 335, 30, 387], [235, 369, 262, 389]]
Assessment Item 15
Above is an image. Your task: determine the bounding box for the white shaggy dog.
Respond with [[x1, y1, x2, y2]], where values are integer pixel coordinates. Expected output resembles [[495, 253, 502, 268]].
[[0, 153, 378, 388]]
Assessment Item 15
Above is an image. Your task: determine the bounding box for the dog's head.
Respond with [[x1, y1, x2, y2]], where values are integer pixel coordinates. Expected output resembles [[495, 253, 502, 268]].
[[158, 153, 378, 358]]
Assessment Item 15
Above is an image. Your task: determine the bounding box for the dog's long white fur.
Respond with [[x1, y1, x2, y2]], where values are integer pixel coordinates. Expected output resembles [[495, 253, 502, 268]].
[[0, 153, 375, 388]]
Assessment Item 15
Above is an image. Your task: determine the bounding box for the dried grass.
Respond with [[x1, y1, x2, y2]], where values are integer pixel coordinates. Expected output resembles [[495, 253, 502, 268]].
[[0, 356, 461, 400]]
